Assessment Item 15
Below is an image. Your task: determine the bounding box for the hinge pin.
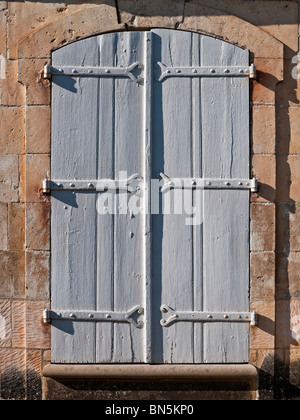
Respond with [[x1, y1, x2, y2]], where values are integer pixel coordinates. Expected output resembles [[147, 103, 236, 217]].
[[249, 63, 257, 80]]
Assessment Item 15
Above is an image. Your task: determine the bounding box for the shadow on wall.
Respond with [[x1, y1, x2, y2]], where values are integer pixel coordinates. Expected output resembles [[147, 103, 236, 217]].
[[5, 0, 299, 25]]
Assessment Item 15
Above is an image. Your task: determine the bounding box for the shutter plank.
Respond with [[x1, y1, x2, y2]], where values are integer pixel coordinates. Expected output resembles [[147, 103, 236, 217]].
[[96, 33, 117, 362], [152, 29, 194, 363], [201, 37, 250, 363], [112, 32, 144, 362], [192, 33, 204, 363], [51, 37, 101, 362]]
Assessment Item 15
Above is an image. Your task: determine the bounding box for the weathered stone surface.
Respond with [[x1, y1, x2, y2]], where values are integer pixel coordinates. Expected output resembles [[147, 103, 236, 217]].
[[179, 1, 284, 60], [250, 203, 275, 251], [252, 106, 276, 154], [0, 348, 26, 400], [26, 203, 50, 251], [278, 107, 300, 156], [118, 0, 185, 28], [0, 155, 19, 203], [26, 301, 50, 349], [11, 300, 25, 348], [25, 154, 50, 203], [26, 251, 50, 300], [277, 156, 300, 203], [277, 203, 300, 252], [277, 252, 300, 300], [252, 155, 276, 203], [17, 2, 123, 59], [0, 203, 8, 250], [250, 301, 275, 349], [276, 300, 300, 349], [0, 107, 25, 154], [0, 251, 25, 298], [26, 106, 50, 154], [8, 203, 25, 251], [0, 80, 25, 106], [250, 252, 275, 301]]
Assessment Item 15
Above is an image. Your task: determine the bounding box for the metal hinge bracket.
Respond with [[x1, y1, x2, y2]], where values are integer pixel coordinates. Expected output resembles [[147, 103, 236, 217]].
[[43, 62, 143, 84], [159, 174, 259, 193], [43, 306, 144, 329], [160, 305, 258, 327], [42, 173, 143, 195], [156, 62, 257, 82]]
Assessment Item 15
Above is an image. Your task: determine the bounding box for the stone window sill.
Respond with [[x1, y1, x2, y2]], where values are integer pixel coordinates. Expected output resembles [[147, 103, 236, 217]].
[[43, 363, 257, 382]]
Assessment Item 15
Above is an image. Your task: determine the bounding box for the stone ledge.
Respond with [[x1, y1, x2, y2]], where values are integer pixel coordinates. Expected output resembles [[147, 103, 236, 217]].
[[43, 363, 257, 382]]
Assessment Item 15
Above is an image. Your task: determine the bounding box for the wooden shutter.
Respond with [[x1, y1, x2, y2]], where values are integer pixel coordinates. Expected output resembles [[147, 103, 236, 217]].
[[49, 30, 253, 364]]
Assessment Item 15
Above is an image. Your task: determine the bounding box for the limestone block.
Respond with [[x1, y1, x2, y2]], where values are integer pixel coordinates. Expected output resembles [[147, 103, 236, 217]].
[[0, 107, 25, 154], [26, 202, 50, 251], [0, 155, 19, 202], [26, 106, 50, 154], [250, 203, 275, 251]]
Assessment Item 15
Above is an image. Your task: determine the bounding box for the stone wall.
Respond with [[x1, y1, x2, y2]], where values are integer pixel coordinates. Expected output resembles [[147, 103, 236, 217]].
[[0, 0, 299, 400]]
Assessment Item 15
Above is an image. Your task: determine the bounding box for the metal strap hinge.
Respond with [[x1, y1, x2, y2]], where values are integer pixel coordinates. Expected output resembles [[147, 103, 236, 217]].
[[43, 62, 143, 84], [160, 305, 258, 327], [43, 306, 144, 329], [156, 62, 257, 82], [42, 174, 143, 195], [159, 174, 259, 193]]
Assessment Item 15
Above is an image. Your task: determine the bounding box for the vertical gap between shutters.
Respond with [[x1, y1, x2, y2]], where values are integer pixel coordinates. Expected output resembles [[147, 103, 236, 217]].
[[190, 32, 195, 364]]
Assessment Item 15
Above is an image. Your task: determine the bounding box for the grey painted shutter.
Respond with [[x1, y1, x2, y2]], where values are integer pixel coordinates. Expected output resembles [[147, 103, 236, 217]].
[[50, 30, 251, 364]]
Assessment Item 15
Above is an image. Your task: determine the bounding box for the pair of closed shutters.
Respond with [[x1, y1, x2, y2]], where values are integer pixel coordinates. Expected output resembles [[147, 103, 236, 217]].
[[49, 29, 252, 364]]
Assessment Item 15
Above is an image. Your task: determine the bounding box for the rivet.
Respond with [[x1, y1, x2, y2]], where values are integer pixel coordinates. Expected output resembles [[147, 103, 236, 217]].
[[176, 69, 181, 74], [88, 183, 94, 189], [167, 70, 171, 74], [224, 314, 229, 320], [237, 314, 242, 319], [88, 314, 94, 319], [105, 69, 111, 74], [70, 313, 75, 317], [57, 183, 62, 187], [224, 69, 230, 73], [193, 69, 198, 74], [106, 314, 111, 319], [210, 69, 215, 74], [225, 182, 230, 186], [88, 69, 93, 74], [206, 181, 211, 186], [239, 182, 243, 186], [72, 69, 77, 74], [207, 314, 213, 319], [239, 69, 244, 74], [129, 232, 134, 238], [192, 180, 197, 186], [70, 183, 75, 188]]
